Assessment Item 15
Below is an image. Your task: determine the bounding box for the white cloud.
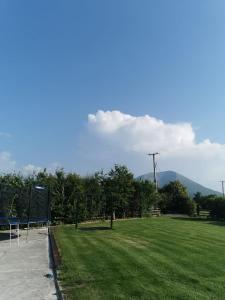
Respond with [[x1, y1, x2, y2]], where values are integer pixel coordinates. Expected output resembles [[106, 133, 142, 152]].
[[0, 131, 15, 172], [22, 164, 43, 176], [88, 110, 195, 153], [0, 151, 43, 176], [22, 162, 61, 176], [87, 110, 225, 191], [0, 129, 60, 176], [0, 151, 16, 172]]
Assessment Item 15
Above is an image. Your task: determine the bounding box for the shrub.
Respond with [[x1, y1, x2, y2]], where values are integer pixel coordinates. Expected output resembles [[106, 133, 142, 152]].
[[209, 197, 225, 219], [159, 181, 196, 216]]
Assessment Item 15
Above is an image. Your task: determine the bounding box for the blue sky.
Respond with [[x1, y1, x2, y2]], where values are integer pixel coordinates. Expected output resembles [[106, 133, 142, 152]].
[[1, 0, 225, 190]]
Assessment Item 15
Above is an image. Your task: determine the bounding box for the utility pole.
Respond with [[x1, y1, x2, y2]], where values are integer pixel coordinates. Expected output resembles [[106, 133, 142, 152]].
[[148, 152, 159, 192], [219, 180, 225, 198]]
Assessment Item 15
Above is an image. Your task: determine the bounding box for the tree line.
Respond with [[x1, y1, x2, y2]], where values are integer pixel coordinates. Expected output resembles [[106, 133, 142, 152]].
[[0, 164, 196, 223], [193, 192, 225, 219], [1, 164, 225, 223]]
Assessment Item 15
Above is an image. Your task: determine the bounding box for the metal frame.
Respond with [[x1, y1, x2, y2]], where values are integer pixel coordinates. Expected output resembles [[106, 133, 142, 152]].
[[9, 221, 20, 247], [0, 184, 51, 246]]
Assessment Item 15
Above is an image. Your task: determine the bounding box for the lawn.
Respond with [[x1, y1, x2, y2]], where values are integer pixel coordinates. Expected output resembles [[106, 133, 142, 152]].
[[54, 217, 225, 300]]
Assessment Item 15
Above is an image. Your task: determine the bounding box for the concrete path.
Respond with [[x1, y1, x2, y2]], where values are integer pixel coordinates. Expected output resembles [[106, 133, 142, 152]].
[[0, 227, 57, 300]]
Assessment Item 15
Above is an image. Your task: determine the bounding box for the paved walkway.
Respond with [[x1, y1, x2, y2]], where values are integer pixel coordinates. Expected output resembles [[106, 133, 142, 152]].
[[0, 227, 57, 300]]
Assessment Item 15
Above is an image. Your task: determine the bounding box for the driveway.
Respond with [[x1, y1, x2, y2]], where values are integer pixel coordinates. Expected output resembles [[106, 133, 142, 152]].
[[0, 227, 57, 300]]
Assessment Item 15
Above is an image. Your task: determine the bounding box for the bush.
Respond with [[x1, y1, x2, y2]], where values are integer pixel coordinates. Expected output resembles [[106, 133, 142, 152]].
[[159, 181, 196, 216], [209, 197, 225, 219]]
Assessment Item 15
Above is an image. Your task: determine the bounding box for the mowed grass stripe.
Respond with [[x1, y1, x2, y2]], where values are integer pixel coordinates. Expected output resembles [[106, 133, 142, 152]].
[[55, 217, 225, 300], [68, 234, 172, 299], [57, 229, 152, 299], [56, 229, 95, 286], [94, 235, 204, 299], [79, 236, 155, 298], [97, 233, 219, 298]]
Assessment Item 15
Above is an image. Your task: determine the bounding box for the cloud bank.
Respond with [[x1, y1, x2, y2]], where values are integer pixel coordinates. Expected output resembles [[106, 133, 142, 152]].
[[0, 154, 60, 176], [22, 162, 61, 176], [87, 110, 225, 191], [0, 129, 60, 176], [0, 151, 16, 172]]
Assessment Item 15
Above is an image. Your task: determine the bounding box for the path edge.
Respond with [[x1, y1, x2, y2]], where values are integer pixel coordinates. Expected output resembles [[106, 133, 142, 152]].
[[48, 227, 64, 300]]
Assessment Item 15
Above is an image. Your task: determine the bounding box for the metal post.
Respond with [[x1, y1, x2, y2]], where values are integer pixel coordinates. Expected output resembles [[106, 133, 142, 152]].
[[26, 185, 32, 241], [17, 223, 20, 247], [75, 195, 79, 230], [222, 181, 225, 198], [47, 186, 51, 230], [219, 181, 225, 198], [110, 195, 113, 229], [148, 152, 159, 192], [10, 223, 11, 248]]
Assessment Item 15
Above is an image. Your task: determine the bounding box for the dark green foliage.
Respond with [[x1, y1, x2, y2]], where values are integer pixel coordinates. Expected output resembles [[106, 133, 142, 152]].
[[193, 193, 225, 219], [159, 181, 196, 215], [2, 167, 225, 223], [132, 180, 156, 217], [64, 173, 83, 223], [83, 174, 104, 220], [209, 197, 225, 219], [51, 169, 66, 223], [0, 165, 158, 223], [107, 165, 135, 218], [193, 193, 218, 210]]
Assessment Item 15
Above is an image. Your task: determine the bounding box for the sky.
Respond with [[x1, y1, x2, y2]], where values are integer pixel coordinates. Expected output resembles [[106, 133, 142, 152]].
[[1, 0, 225, 191]]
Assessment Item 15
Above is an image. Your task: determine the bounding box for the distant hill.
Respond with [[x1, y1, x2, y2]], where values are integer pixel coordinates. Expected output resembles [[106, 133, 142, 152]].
[[137, 170, 221, 197]]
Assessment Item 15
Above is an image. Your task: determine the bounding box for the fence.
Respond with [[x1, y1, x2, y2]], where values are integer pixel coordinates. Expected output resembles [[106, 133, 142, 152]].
[[71, 193, 113, 229], [0, 184, 50, 227]]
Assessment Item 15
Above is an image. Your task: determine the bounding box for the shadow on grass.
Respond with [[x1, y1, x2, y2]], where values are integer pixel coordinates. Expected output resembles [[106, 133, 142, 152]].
[[0, 232, 18, 241], [170, 217, 225, 227], [171, 217, 209, 222], [207, 221, 225, 227], [79, 226, 112, 232]]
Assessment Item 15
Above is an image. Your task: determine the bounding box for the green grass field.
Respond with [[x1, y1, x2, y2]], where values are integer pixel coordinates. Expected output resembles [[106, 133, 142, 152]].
[[54, 217, 225, 300]]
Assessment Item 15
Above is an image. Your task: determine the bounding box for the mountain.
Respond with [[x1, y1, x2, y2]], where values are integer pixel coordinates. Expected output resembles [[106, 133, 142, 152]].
[[137, 170, 221, 197]]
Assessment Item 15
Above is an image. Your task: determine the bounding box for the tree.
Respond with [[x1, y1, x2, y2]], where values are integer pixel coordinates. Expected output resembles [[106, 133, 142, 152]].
[[132, 180, 156, 217], [106, 165, 135, 218], [51, 169, 66, 223], [210, 197, 225, 219], [159, 181, 196, 216], [83, 173, 103, 220], [64, 173, 83, 223]]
